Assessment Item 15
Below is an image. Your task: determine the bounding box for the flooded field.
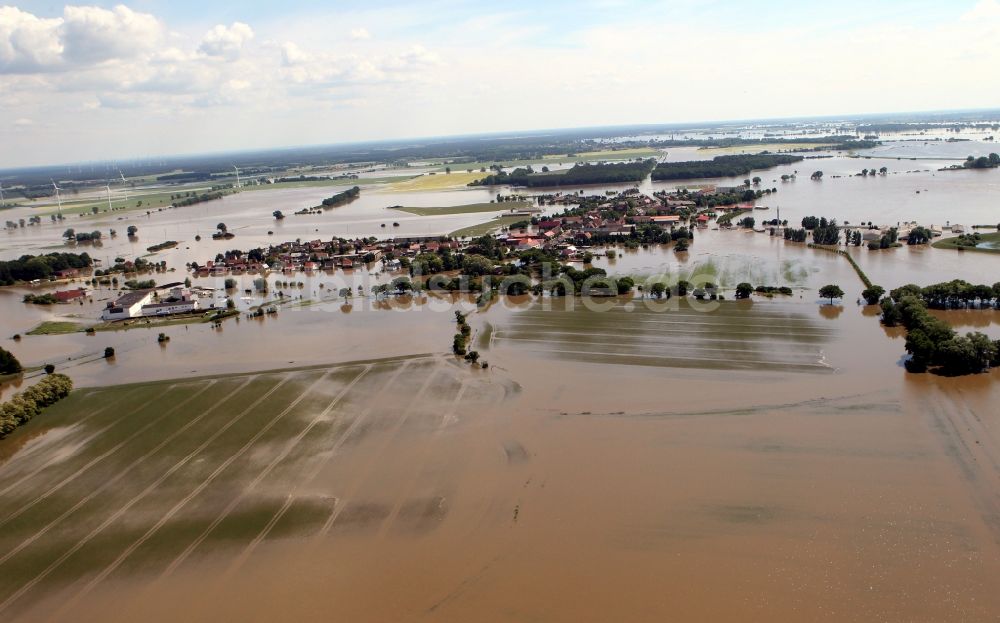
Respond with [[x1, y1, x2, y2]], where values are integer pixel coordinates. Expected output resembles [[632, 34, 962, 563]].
[[3, 137, 1000, 622], [2, 295, 1000, 621]]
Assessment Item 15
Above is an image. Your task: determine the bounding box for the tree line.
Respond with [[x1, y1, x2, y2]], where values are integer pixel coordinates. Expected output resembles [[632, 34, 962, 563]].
[[471, 160, 656, 187], [318, 186, 361, 208], [651, 154, 803, 181], [0, 373, 74, 439]]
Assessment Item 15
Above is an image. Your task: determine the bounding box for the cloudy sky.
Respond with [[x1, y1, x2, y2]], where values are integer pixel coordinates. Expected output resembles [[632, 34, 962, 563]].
[[2, 0, 999, 167]]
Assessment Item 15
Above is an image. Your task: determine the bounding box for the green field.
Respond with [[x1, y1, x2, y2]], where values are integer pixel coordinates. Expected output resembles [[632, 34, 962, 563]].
[[0, 355, 505, 618], [449, 215, 527, 238], [488, 299, 834, 372], [390, 201, 530, 216], [26, 321, 85, 336], [932, 231, 1000, 254]]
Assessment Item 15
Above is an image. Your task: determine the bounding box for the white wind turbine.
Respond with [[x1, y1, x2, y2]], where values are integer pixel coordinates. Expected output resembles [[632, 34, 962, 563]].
[[0, 182, 5, 204], [105, 183, 114, 212], [51, 179, 63, 217], [118, 170, 129, 203], [233, 165, 242, 189]]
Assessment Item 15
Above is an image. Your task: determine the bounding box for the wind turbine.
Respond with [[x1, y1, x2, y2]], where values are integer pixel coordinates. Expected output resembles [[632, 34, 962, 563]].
[[105, 183, 113, 212], [0, 182, 5, 204], [118, 170, 129, 203], [51, 179, 63, 217], [233, 165, 242, 189]]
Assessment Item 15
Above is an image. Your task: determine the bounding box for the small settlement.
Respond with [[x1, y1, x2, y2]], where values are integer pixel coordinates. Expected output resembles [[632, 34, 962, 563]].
[[101, 285, 202, 321]]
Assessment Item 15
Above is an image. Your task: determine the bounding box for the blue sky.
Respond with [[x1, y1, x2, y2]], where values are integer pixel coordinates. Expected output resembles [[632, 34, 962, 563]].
[[1, 0, 997, 166]]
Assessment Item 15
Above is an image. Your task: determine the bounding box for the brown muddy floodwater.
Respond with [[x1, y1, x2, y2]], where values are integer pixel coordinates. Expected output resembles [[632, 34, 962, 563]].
[[3, 153, 1000, 621], [3, 293, 999, 623]]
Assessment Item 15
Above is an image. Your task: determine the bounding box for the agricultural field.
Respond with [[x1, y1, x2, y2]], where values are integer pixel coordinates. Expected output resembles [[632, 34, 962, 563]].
[[449, 215, 526, 238], [486, 298, 835, 372], [389, 201, 530, 216], [697, 142, 837, 156], [385, 171, 486, 192], [0, 355, 508, 621]]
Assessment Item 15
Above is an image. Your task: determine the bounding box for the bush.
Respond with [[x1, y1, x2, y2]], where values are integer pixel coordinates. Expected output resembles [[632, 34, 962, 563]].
[[0, 347, 22, 375], [0, 373, 73, 438], [104, 347, 115, 358], [44, 364, 55, 374]]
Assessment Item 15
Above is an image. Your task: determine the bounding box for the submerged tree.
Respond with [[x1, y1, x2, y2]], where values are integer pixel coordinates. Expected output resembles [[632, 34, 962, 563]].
[[819, 284, 844, 304]]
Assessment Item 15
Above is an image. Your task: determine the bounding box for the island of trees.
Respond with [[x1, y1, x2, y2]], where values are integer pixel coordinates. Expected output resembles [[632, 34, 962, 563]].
[[318, 186, 361, 208], [651, 154, 804, 180], [470, 160, 656, 187]]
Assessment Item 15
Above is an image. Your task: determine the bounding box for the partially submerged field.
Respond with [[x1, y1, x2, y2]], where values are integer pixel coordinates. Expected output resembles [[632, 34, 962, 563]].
[[486, 298, 834, 372], [385, 171, 486, 192], [0, 355, 509, 621], [3, 298, 1000, 621], [932, 231, 1000, 254], [389, 201, 530, 216]]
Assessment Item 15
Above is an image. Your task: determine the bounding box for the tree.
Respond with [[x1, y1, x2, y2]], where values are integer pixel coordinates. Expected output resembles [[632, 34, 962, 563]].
[[616, 276, 634, 295], [104, 347, 115, 358], [273, 210, 284, 220], [735, 282, 753, 299], [861, 285, 885, 305], [811, 170, 823, 180], [44, 363, 55, 374], [819, 284, 844, 304], [63, 228, 75, 240], [650, 282, 667, 299], [217, 223, 227, 233], [226, 297, 236, 310], [224, 277, 237, 290], [0, 347, 22, 374]]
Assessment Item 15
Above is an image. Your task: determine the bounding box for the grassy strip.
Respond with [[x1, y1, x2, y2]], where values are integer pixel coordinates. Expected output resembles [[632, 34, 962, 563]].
[[26, 321, 86, 335], [450, 215, 525, 238], [807, 244, 873, 288], [931, 232, 1000, 254], [390, 201, 530, 216]]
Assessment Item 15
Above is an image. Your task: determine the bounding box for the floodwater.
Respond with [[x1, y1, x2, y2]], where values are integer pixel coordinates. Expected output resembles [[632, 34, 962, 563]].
[[4, 293, 1000, 622], [3, 142, 1000, 621]]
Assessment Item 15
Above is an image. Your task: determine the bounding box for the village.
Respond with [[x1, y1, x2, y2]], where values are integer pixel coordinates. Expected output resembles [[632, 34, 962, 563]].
[[30, 184, 954, 324]]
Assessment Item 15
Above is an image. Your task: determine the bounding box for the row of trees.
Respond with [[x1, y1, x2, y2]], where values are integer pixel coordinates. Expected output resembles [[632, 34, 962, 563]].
[[889, 280, 1000, 309], [0, 252, 93, 285], [0, 374, 74, 439], [472, 160, 656, 187], [319, 186, 361, 208], [651, 154, 803, 180]]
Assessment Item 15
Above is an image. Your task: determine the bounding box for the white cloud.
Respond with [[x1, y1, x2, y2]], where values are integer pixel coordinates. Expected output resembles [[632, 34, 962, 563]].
[[198, 22, 254, 61], [277, 42, 440, 87], [0, 6, 64, 73], [349, 27, 371, 40], [0, 4, 162, 73], [60, 5, 163, 64]]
